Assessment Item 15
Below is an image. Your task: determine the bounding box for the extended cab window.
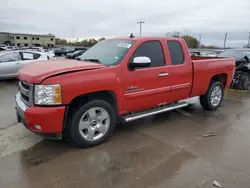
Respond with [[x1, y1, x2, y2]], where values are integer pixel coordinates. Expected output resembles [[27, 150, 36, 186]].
[[79, 39, 135, 65], [167, 41, 184, 65], [131, 41, 165, 67]]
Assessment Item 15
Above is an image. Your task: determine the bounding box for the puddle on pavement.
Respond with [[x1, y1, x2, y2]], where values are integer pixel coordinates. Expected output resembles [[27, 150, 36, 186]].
[[21, 139, 76, 168], [20, 124, 139, 168], [182, 103, 221, 119]]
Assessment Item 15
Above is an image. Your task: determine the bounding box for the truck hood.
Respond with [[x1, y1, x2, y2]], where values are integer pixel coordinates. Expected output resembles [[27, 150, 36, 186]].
[[18, 59, 106, 83]]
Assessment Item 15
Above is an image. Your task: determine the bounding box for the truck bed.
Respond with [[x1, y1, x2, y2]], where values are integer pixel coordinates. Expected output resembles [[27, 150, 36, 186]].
[[190, 57, 235, 97], [191, 56, 222, 61]]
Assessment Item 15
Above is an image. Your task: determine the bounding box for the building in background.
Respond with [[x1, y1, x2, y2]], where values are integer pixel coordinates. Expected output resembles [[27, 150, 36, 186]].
[[0, 32, 55, 47]]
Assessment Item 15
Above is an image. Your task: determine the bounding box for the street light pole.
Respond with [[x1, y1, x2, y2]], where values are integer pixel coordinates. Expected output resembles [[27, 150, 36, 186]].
[[248, 32, 250, 47], [137, 21, 145, 36], [198, 34, 202, 49], [223, 33, 228, 49]]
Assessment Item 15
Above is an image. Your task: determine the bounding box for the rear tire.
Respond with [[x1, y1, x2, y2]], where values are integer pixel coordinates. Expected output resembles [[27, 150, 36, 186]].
[[66, 100, 116, 148], [200, 81, 224, 111]]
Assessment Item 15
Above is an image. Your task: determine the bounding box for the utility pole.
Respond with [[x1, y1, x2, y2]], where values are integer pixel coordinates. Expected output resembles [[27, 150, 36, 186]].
[[198, 34, 202, 49], [223, 33, 228, 49], [137, 21, 145, 36], [72, 28, 75, 46], [248, 32, 250, 48]]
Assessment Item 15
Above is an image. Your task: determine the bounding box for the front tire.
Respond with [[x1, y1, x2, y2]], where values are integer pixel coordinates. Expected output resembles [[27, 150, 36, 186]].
[[200, 81, 224, 111], [67, 100, 116, 147]]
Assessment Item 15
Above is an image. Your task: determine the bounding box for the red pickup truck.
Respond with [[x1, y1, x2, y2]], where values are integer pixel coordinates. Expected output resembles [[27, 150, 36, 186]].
[[16, 37, 235, 147]]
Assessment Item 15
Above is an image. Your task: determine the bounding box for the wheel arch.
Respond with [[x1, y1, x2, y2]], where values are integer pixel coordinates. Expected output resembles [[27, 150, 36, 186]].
[[64, 90, 118, 130], [210, 73, 228, 88]]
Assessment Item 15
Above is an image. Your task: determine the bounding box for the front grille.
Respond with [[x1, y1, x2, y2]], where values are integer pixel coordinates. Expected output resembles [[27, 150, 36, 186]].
[[21, 92, 29, 102], [20, 82, 30, 90], [19, 81, 33, 106]]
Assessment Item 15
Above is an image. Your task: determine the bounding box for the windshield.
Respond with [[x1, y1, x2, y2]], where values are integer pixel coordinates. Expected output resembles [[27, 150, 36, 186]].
[[78, 39, 135, 65]]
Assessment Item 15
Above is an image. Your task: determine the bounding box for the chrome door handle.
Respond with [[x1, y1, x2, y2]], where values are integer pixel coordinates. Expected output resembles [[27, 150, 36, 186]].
[[158, 73, 169, 77]]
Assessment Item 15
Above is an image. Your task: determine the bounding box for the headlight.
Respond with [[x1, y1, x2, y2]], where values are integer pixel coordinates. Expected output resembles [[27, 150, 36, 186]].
[[34, 84, 62, 105]]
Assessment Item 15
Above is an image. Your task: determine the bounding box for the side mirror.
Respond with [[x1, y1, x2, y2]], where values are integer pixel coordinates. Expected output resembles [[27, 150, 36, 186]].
[[129, 56, 151, 69]]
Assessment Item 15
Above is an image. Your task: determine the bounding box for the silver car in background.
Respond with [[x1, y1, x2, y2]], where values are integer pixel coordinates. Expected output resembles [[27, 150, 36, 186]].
[[0, 50, 49, 79]]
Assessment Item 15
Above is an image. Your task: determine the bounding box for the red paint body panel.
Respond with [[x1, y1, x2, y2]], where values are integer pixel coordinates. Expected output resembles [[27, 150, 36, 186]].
[[190, 58, 235, 97], [24, 106, 65, 133], [17, 36, 235, 135], [18, 59, 105, 83], [42, 66, 123, 113]]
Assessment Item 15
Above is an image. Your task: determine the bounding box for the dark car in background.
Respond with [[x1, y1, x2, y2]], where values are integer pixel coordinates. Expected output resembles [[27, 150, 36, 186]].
[[54, 47, 71, 56], [218, 49, 250, 90], [0, 47, 5, 51], [66, 49, 87, 59], [65, 47, 88, 55], [64, 47, 76, 54], [55, 47, 88, 57]]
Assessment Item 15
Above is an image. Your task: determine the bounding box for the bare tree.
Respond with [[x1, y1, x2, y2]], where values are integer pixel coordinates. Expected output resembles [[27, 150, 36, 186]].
[[182, 28, 191, 36], [166, 31, 181, 38]]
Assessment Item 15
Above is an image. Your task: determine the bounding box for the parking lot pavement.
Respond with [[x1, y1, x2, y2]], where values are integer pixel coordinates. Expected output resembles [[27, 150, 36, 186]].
[[0, 80, 18, 130], [0, 80, 42, 158], [1, 81, 250, 187]]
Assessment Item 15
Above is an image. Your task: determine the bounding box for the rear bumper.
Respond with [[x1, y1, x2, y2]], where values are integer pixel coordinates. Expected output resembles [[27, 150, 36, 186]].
[[15, 92, 65, 139]]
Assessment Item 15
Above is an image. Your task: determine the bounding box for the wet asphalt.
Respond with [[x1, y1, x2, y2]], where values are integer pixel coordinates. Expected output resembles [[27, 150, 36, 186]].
[[1, 80, 250, 188]]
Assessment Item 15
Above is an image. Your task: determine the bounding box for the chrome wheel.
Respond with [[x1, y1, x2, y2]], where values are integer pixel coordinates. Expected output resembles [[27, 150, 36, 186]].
[[210, 86, 222, 107], [78, 107, 110, 141]]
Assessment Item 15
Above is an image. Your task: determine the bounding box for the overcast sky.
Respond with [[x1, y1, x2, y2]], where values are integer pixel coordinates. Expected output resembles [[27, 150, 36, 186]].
[[1, 0, 250, 47]]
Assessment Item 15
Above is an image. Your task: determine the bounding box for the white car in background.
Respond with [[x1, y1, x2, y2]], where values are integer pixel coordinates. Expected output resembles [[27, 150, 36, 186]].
[[24, 47, 56, 59], [46, 49, 56, 59], [0, 50, 49, 79]]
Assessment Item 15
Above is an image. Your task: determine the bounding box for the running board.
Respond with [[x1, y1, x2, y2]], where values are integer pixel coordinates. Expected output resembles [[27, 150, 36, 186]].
[[123, 102, 188, 122]]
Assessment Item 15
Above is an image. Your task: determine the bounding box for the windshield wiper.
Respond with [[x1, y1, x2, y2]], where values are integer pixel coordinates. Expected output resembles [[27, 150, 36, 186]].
[[83, 58, 102, 64]]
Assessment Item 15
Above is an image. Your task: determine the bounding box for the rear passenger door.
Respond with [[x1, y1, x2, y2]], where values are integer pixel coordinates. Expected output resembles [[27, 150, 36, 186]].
[[167, 40, 193, 101]]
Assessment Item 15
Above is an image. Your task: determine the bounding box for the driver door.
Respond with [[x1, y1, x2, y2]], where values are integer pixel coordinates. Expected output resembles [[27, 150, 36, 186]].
[[121, 40, 171, 113]]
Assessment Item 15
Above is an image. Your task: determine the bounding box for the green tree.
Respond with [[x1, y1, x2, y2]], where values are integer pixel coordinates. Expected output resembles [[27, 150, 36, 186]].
[[88, 38, 98, 46], [166, 31, 199, 48], [55, 38, 67, 45], [98, 37, 106, 41], [182, 35, 199, 48], [3, 41, 11, 45]]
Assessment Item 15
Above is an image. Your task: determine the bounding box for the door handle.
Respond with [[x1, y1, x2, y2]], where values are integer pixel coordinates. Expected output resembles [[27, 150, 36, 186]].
[[16, 62, 21, 65], [158, 73, 169, 77]]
